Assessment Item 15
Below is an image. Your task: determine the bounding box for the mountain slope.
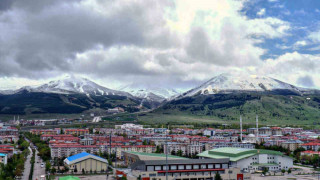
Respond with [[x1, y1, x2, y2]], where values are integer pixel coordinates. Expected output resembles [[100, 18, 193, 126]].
[[34, 76, 131, 96], [119, 84, 180, 102], [181, 73, 301, 97], [0, 76, 143, 115], [141, 73, 320, 125]]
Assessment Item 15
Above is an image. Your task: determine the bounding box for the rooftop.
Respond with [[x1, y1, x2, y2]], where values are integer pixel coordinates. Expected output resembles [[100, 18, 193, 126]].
[[197, 147, 286, 161], [124, 151, 188, 160], [66, 152, 107, 163]]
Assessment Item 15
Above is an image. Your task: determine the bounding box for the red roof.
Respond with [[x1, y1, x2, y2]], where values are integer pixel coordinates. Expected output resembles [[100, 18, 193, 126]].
[[302, 151, 320, 155], [302, 142, 320, 146]]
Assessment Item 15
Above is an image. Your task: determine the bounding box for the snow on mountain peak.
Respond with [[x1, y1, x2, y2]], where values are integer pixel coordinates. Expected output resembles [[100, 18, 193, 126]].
[[182, 73, 300, 97], [119, 84, 181, 101], [30, 75, 131, 96]]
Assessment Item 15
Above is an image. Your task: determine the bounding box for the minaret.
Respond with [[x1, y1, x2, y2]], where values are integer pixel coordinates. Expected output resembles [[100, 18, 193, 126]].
[[256, 115, 259, 143], [240, 115, 243, 142]]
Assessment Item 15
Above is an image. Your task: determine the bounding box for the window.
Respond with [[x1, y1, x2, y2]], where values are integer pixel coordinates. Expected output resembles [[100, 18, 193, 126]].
[[155, 166, 162, 171], [208, 164, 213, 169], [171, 165, 177, 170], [186, 165, 192, 170], [222, 164, 228, 169], [163, 166, 168, 170], [193, 165, 199, 169], [215, 164, 221, 169], [178, 165, 184, 170], [147, 166, 154, 171], [201, 164, 207, 169]]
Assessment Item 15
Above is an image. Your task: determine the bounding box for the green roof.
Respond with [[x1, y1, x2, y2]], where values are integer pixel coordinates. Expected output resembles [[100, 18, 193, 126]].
[[59, 176, 80, 180], [197, 147, 287, 161], [124, 151, 188, 159]]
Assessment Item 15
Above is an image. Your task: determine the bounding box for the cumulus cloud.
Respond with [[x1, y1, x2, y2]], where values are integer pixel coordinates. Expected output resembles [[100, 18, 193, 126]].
[[2, 0, 318, 90], [257, 8, 266, 16]]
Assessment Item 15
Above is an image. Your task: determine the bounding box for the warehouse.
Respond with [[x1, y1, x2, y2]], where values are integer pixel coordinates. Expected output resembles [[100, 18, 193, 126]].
[[64, 152, 108, 173], [198, 147, 293, 172]]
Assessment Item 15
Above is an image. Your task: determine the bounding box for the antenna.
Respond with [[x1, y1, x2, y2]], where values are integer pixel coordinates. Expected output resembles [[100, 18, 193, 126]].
[[240, 115, 243, 142], [256, 115, 259, 143]]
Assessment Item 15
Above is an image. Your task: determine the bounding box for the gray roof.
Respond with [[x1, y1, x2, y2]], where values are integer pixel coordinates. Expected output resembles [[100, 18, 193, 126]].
[[130, 158, 229, 170]]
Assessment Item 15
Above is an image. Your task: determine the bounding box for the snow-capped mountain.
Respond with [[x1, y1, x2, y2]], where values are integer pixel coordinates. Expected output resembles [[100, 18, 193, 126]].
[[119, 84, 181, 102], [11, 76, 131, 96], [182, 73, 301, 97]]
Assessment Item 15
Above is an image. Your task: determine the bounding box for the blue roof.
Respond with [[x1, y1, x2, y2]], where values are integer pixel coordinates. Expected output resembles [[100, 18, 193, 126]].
[[0, 153, 6, 157], [66, 152, 107, 162]]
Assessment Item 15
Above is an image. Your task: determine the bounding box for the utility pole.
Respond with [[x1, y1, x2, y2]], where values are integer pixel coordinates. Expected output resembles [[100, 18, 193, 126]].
[[240, 115, 243, 142], [166, 123, 169, 180], [109, 132, 112, 164], [256, 115, 259, 144]]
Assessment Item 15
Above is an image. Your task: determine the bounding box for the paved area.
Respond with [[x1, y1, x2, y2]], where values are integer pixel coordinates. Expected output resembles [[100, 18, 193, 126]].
[[33, 149, 46, 180], [21, 146, 33, 180], [252, 173, 320, 180], [55, 175, 111, 180]]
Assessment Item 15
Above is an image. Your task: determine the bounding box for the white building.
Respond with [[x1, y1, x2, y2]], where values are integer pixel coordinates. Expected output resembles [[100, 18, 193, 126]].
[[198, 147, 293, 173], [115, 123, 143, 129]]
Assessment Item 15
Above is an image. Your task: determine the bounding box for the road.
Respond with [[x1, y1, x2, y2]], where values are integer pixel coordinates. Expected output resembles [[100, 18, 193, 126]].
[[21, 146, 33, 180], [33, 149, 46, 180]]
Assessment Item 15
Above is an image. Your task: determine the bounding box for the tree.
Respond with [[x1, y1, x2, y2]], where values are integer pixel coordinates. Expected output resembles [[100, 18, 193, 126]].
[[214, 172, 222, 180], [143, 140, 148, 145], [281, 169, 285, 175], [263, 168, 268, 175], [287, 168, 291, 174], [51, 167, 56, 175], [177, 150, 183, 157]]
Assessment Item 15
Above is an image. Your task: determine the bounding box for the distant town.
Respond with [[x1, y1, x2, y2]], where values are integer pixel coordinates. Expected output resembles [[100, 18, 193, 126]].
[[2, 117, 320, 180]]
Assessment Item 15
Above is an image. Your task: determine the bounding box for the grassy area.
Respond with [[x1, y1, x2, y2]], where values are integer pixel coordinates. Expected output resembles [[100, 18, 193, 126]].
[[140, 93, 320, 127]]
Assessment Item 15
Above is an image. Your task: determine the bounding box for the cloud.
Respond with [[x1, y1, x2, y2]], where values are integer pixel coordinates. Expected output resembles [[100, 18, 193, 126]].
[[257, 8, 266, 16], [0, 0, 300, 90], [261, 52, 320, 88], [293, 40, 307, 47], [297, 76, 315, 88]]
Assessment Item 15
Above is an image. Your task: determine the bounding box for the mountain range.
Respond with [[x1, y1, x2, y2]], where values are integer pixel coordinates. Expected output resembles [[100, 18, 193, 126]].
[[1, 73, 320, 125]]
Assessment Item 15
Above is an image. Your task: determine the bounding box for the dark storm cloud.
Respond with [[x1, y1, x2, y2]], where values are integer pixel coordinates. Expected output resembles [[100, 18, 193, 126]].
[[0, 0, 14, 11], [0, 0, 174, 79]]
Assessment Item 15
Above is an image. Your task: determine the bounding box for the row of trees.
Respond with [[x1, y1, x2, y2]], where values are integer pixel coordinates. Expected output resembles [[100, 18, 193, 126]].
[[0, 136, 30, 179], [25, 132, 51, 161]]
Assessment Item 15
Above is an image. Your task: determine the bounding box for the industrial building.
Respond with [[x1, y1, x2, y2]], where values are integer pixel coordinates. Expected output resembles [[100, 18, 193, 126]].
[[198, 147, 293, 173]]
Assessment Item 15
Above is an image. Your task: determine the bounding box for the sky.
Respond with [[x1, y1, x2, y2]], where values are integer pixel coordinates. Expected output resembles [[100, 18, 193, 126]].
[[0, 0, 319, 91]]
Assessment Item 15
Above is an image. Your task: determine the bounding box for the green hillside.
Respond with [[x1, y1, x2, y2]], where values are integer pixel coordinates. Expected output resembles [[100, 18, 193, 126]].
[[0, 90, 142, 115], [139, 93, 320, 125]]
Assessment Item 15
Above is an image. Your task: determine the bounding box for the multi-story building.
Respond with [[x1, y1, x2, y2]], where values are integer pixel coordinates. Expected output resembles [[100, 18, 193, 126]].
[[281, 140, 303, 151], [64, 129, 89, 136], [30, 129, 59, 135], [40, 134, 78, 142], [164, 142, 202, 156], [0, 126, 19, 136], [301, 142, 320, 151], [50, 144, 99, 158]]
